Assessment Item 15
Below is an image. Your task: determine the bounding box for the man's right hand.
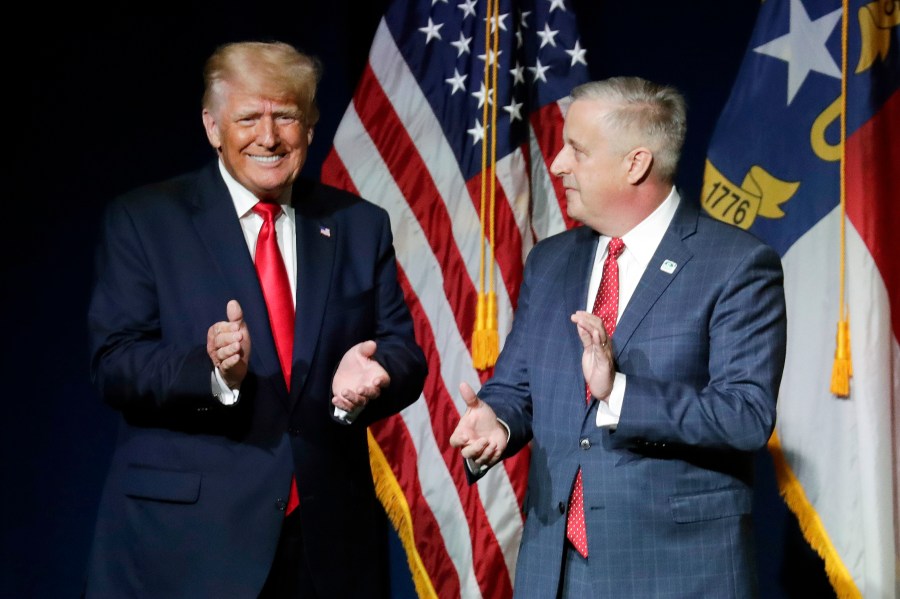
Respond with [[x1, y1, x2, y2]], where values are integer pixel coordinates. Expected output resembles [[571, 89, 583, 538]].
[[449, 382, 507, 469], [206, 299, 251, 388]]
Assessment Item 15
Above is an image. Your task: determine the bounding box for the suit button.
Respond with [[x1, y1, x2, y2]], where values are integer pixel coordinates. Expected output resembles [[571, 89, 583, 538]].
[[288, 427, 301, 436], [558, 501, 566, 514], [275, 498, 287, 512], [579, 438, 591, 450]]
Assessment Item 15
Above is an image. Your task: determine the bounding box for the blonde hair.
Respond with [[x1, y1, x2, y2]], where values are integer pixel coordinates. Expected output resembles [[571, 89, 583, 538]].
[[202, 41, 321, 126], [572, 77, 686, 182]]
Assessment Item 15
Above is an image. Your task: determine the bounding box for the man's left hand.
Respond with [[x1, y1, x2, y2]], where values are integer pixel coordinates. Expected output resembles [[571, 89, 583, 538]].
[[571, 310, 615, 402], [331, 340, 390, 413]]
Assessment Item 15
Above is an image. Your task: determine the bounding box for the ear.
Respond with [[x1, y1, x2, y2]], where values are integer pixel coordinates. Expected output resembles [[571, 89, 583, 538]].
[[625, 147, 653, 184], [306, 125, 315, 145], [202, 109, 222, 151]]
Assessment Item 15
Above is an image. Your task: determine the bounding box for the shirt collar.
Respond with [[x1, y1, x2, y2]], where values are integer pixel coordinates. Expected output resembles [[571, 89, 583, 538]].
[[216, 159, 294, 219], [615, 186, 680, 267]]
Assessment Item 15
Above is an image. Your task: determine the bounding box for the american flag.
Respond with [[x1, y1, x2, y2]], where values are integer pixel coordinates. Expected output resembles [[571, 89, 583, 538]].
[[321, 0, 588, 596]]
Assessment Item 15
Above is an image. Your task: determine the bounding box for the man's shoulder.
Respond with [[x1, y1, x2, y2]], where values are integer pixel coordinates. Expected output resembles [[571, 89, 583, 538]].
[[112, 163, 212, 212], [530, 225, 591, 255], [693, 210, 779, 255], [293, 178, 387, 221]]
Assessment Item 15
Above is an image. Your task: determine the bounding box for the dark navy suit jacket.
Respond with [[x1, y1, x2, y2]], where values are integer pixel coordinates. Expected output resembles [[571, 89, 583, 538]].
[[86, 162, 426, 598], [478, 199, 786, 598]]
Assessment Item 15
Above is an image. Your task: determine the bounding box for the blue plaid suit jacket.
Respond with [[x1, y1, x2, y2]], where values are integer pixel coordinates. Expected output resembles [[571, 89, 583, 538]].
[[479, 199, 786, 598]]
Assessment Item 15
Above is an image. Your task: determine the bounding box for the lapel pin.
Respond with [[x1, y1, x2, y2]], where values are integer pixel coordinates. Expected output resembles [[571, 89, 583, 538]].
[[319, 226, 331, 238], [660, 259, 677, 274]]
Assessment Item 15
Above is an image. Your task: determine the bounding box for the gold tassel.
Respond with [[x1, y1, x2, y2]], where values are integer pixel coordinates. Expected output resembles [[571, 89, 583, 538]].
[[830, 1, 852, 401], [471, 292, 499, 369], [829, 318, 852, 397], [472, 0, 501, 372]]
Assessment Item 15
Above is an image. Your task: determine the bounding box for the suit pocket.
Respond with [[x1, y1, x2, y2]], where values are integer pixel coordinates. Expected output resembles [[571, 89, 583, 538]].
[[669, 487, 751, 523], [123, 464, 201, 504]]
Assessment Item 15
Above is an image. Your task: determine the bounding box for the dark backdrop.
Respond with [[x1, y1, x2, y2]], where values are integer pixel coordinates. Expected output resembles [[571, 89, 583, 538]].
[[3, 3, 835, 597]]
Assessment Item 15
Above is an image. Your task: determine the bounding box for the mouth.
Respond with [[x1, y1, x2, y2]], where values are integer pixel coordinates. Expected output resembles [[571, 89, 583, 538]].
[[248, 154, 283, 164]]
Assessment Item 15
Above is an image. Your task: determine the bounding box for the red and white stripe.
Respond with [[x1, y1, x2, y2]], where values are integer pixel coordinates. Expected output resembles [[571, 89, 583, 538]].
[[323, 19, 572, 598]]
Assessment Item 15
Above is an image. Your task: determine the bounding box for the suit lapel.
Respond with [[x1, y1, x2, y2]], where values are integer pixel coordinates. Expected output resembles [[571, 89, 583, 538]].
[[189, 163, 287, 400], [612, 199, 698, 356], [291, 183, 337, 401], [564, 226, 600, 416]]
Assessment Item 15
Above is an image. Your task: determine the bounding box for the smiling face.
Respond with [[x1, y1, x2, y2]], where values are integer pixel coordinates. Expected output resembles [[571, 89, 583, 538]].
[[550, 98, 631, 233], [202, 80, 313, 201]]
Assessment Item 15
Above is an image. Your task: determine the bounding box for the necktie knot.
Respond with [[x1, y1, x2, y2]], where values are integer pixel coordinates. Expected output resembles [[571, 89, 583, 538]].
[[252, 201, 282, 223], [607, 237, 625, 260]]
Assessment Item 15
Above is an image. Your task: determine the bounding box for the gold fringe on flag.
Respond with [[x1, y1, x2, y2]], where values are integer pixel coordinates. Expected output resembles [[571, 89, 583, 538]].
[[472, 0, 501, 370], [768, 432, 862, 598], [367, 430, 438, 599], [830, 0, 853, 397]]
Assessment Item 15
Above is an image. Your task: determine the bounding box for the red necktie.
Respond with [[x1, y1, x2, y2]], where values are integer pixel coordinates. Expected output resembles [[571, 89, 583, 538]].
[[566, 237, 625, 558], [252, 202, 299, 515]]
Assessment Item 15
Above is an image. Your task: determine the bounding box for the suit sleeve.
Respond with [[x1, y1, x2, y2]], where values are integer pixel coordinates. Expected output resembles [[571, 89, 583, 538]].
[[474, 250, 538, 458], [88, 198, 216, 413], [612, 241, 786, 452], [352, 211, 427, 427]]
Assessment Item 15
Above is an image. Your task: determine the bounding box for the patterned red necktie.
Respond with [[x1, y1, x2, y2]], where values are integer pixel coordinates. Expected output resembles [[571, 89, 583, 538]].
[[252, 202, 299, 515], [566, 237, 625, 558]]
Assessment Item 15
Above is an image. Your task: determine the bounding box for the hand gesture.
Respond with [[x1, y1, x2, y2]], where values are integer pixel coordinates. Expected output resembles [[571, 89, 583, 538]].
[[449, 382, 507, 469], [207, 300, 251, 388], [331, 340, 390, 414], [570, 310, 615, 402]]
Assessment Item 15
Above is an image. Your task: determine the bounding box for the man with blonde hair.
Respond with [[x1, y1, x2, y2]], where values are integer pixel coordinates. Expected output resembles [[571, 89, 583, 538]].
[[86, 40, 426, 598]]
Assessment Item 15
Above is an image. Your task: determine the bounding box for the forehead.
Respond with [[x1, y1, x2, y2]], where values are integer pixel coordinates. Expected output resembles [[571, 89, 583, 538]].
[[563, 99, 611, 145], [216, 80, 301, 112]]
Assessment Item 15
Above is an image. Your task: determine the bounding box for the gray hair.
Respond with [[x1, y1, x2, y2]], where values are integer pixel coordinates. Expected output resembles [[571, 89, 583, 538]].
[[202, 41, 321, 126], [571, 77, 686, 182]]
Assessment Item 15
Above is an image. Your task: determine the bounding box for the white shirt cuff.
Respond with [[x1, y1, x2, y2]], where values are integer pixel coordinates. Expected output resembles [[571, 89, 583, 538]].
[[333, 404, 366, 424], [596, 372, 625, 428], [211, 368, 240, 405]]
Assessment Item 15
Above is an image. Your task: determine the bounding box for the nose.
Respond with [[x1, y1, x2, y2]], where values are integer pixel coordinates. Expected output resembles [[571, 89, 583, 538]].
[[549, 146, 570, 177], [257, 116, 278, 148]]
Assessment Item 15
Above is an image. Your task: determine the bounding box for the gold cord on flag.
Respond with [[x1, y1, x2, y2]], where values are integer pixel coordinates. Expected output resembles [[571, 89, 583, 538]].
[[472, 0, 501, 370], [830, 0, 853, 397]]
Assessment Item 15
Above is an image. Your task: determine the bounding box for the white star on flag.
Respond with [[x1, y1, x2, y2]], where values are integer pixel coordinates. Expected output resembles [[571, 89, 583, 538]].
[[528, 58, 550, 83], [565, 40, 587, 66], [450, 31, 473, 56], [536, 23, 559, 48], [445, 68, 468, 94], [418, 17, 444, 43], [753, 0, 842, 104]]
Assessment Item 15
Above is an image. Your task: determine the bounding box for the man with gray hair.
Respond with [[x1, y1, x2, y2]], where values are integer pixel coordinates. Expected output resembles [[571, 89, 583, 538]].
[[451, 77, 786, 598]]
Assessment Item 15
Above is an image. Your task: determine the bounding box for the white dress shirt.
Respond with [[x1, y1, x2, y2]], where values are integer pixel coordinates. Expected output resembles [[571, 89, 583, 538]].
[[590, 187, 680, 427], [212, 160, 295, 405]]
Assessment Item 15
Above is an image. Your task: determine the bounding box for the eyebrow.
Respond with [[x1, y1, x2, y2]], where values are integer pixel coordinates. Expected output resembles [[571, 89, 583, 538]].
[[568, 138, 587, 153]]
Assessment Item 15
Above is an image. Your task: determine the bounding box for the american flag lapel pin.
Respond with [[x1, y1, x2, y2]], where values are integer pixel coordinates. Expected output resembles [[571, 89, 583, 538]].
[[319, 225, 331, 238]]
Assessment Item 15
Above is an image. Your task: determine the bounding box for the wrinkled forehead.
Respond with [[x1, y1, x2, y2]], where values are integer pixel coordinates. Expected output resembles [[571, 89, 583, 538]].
[[209, 73, 310, 118]]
